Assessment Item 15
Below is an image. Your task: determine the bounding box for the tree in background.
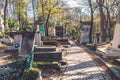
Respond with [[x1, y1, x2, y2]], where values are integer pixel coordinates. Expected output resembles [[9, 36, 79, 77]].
[[4, 0, 9, 31], [14, 0, 28, 31], [37, 0, 63, 36]]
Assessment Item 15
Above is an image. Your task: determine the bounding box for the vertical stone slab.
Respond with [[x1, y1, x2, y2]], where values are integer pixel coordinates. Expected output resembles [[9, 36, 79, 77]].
[[80, 22, 91, 44], [14, 34, 22, 44], [35, 25, 41, 46], [48, 27, 56, 36], [112, 4, 120, 49], [19, 32, 35, 55]]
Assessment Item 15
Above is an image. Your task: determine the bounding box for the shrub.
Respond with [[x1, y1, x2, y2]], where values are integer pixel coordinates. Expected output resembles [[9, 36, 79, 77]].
[[23, 68, 40, 80]]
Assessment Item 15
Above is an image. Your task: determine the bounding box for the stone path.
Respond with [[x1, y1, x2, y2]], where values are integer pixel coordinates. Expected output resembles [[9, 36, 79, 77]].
[[59, 41, 111, 80]]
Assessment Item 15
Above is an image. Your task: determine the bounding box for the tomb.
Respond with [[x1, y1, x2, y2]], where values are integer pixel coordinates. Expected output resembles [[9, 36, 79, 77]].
[[57, 38, 70, 48], [56, 25, 64, 37], [80, 22, 91, 44], [33, 46, 63, 70], [93, 32, 102, 44], [104, 4, 120, 59], [48, 27, 56, 37], [33, 45, 63, 62]]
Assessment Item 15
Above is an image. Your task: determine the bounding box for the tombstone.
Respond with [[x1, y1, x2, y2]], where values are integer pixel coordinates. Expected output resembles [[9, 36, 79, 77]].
[[104, 4, 120, 58], [14, 34, 22, 48], [35, 25, 41, 46], [19, 32, 35, 55], [112, 4, 120, 49], [56, 25, 63, 37], [0, 0, 4, 33], [48, 27, 56, 36], [93, 32, 102, 44], [40, 24, 45, 37], [80, 22, 91, 44]]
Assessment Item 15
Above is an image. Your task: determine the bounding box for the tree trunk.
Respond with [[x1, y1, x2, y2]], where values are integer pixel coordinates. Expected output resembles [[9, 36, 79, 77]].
[[88, 0, 94, 43], [32, 0, 35, 22], [4, 0, 8, 31], [106, 8, 112, 40], [45, 10, 51, 36], [97, 0, 106, 42]]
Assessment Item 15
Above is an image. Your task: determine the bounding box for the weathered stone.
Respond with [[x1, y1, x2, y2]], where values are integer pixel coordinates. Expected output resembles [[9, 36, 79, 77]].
[[112, 4, 120, 49], [35, 25, 42, 46], [56, 26, 63, 37], [80, 22, 91, 44], [19, 32, 35, 55], [34, 46, 56, 52], [34, 51, 62, 62], [42, 41, 57, 46]]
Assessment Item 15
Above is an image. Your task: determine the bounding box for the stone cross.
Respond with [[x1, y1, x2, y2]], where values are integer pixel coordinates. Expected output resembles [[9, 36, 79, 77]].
[[112, 4, 120, 49]]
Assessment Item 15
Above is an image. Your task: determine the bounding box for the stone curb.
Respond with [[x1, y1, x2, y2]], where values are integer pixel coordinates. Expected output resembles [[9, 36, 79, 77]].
[[81, 45, 120, 80]]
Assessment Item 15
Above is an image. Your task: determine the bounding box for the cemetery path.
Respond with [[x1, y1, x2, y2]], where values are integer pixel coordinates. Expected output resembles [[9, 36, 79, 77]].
[[59, 41, 112, 80]]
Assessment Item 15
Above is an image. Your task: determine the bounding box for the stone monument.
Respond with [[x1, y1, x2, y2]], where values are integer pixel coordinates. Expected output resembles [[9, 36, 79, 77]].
[[56, 25, 63, 37], [93, 32, 102, 44], [35, 24, 41, 46], [112, 4, 120, 49], [105, 4, 120, 58], [80, 22, 91, 44], [48, 27, 56, 36], [0, 0, 4, 33]]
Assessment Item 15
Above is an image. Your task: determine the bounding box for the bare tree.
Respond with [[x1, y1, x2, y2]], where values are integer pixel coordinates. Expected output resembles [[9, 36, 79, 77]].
[[4, 0, 9, 31]]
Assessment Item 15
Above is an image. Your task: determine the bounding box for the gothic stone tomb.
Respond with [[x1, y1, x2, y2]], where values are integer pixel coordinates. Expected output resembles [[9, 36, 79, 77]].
[[80, 22, 91, 44]]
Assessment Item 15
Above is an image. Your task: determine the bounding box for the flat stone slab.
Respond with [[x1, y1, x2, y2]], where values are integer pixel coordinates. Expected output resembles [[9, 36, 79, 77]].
[[34, 51, 62, 62], [97, 45, 120, 58], [34, 46, 57, 52], [42, 41, 57, 46]]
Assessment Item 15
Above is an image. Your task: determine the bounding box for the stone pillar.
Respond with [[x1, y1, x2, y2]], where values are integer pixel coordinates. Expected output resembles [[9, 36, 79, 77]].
[[35, 25, 41, 46], [0, 1, 4, 33], [99, 34, 102, 43], [112, 4, 120, 49]]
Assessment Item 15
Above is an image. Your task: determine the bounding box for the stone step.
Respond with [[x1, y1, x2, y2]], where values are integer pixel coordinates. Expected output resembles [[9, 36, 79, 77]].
[[42, 41, 57, 46], [34, 62, 61, 70], [34, 51, 62, 62], [34, 46, 56, 52], [57, 39, 69, 43]]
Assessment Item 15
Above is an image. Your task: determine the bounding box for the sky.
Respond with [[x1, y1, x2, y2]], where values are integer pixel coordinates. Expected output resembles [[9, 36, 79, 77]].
[[66, 0, 80, 8]]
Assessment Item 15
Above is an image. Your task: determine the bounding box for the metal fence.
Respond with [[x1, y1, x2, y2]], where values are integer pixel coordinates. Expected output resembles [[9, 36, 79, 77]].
[[0, 57, 27, 80]]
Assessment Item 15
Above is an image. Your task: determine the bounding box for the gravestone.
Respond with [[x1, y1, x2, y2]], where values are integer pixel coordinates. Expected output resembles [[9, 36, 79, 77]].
[[0, 0, 4, 33], [112, 4, 120, 49], [93, 32, 102, 44], [80, 22, 91, 44], [14, 34, 22, 48], [56, 25, 63, 37], [35, 25, 41, 46], [104, 4, 120, 58], [48, 27, 56, 36], [19, 32, 35, 55]]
